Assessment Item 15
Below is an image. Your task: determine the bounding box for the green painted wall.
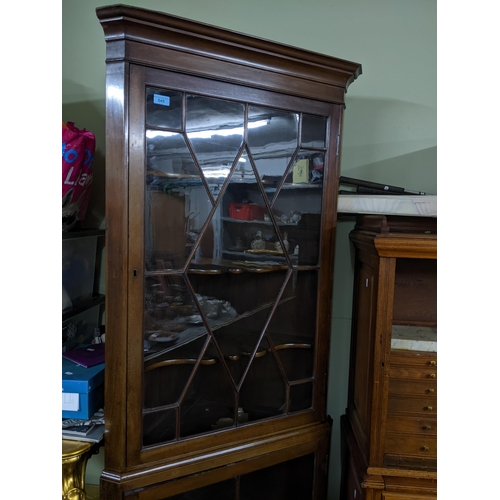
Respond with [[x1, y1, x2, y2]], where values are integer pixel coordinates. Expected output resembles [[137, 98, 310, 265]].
[[62, 1, 436, 497]]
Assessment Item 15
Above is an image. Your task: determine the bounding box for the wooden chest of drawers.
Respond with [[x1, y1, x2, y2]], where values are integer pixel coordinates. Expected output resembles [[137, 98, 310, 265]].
[[385, 350, 437, 469]]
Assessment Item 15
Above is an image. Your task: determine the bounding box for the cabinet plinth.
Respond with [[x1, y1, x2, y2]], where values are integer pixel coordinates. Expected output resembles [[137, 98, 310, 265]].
[[341, 215, 437, 500]]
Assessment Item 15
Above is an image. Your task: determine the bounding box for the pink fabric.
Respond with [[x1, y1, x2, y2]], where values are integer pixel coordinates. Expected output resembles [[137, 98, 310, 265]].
[[62, 122, 95, 229]]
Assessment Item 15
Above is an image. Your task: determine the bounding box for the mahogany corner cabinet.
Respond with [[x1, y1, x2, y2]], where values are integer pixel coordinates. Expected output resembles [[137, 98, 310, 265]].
[[96, 5, 361, 499]]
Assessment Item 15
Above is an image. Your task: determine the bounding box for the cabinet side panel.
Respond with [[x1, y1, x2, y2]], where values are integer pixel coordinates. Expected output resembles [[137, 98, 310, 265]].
[[104, 60, 130, 472], [315, 103, 343, 417], [351, 262, 375, 449]]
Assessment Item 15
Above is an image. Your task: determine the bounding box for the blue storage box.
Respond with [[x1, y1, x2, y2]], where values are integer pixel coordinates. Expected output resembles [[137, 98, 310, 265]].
[[62, 357, 104, 419]]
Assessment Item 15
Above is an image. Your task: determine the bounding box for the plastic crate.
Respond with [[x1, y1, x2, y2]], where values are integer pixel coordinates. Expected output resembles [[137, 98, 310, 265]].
[[229, 203, 266, 221]]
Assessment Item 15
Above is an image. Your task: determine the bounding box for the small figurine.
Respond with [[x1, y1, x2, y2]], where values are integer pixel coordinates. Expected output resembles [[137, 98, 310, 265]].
[[251, 230, 266, 250], [274, 232, 289, 252]]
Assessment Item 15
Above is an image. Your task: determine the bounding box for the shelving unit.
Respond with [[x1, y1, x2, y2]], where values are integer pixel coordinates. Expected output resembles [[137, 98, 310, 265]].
[[62, 228, 106, 498], [62, 229, 105, 352]]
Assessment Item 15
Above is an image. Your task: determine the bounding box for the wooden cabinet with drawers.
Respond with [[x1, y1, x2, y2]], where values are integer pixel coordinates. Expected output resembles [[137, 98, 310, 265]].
[[386, 350, 437, 469], [340, 215, 437, 500]]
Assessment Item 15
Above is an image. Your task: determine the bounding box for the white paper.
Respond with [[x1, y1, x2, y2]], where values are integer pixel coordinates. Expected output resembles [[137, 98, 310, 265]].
[[62, 392, 80, 411]]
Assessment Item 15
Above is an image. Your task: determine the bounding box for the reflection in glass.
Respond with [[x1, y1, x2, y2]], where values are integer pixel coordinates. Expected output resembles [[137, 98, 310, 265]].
[[146, 87, 182, 129], [145, 131, 214, 270], [146, 131, 199, 179], [142, 275, 205, 348], [222, 172, 287, 262], [269, 152, 324, 266], [247, 106, 298, 195], [267, 271, 317, 380], [187, 95, 245, 201], [301, 114, 327, 148], [289, 382, 313, 412], [228, 150, 257, 185], [187, 262, 290, 386], [143, 408, 176, 446], [239, 338, 286, 424], [144, 359, 194, 409], [274, 270, 312, 321], [140, 89, 329, 445], [179, 340, 236, 438]]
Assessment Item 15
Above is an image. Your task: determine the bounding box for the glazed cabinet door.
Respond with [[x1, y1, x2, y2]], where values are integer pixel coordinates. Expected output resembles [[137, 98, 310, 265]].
[[124, 65, 340, 465]]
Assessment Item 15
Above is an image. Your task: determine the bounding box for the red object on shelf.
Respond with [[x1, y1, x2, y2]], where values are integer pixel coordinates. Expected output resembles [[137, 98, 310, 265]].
[[229, 203, 266, 221]]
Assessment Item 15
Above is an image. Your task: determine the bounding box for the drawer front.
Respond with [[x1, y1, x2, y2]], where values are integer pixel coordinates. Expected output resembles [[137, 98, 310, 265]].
[[391, 350, 437, 368], [387, 395, 436, 414], [389, 365, 437, 380], [391, 349, 437, 366], [385, 414, 437, 436], [385, 432, 437, 457], [389, 378, 437, 397]]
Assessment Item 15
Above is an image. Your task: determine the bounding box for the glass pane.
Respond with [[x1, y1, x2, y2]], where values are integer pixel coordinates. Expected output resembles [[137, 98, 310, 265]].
[[144, 336, 208, 410], [301, 114, 327, 148], [143, 408, 177, 446], [267, 271, 317, 381], [179, 340, 236, 438], [247, 106, 298, 201], [226, 148, 258, 186], [269, 151, 324, 266], [221, 158, 291, 267], [267, 270, 317, 343], [143, 275, 208, 357], [140, 86, 328, 445], [289, 382, 313, 412], [146, 130, 199, 179], [186, 95, 245, 201], [239, 338, 287, 423], [145, 130, 213, 270], [146, 87, 182, 129], [189, 261, 287, 385]]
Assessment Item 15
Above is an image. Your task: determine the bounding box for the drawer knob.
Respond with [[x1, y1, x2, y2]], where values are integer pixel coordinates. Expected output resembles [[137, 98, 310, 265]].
[[429, 360, 437, 366], [428, 373, 436, 379], [425, 406, 433, 411], [423, 425, 432, 430], [427, 388, 435, 394], [422, 445, 430, 452]]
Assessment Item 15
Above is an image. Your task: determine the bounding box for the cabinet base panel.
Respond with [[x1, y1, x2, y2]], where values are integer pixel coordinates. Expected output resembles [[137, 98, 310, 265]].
[[340, 416, 436, 500], [100, 422, 331, 499]]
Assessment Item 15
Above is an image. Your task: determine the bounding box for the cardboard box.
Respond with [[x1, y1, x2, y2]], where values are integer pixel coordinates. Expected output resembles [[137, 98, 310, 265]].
[[62, 357, 104, 420]]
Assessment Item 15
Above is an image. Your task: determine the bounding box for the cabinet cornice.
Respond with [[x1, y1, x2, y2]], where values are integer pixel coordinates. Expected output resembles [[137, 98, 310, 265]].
[[96, 5, 361, 104]]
